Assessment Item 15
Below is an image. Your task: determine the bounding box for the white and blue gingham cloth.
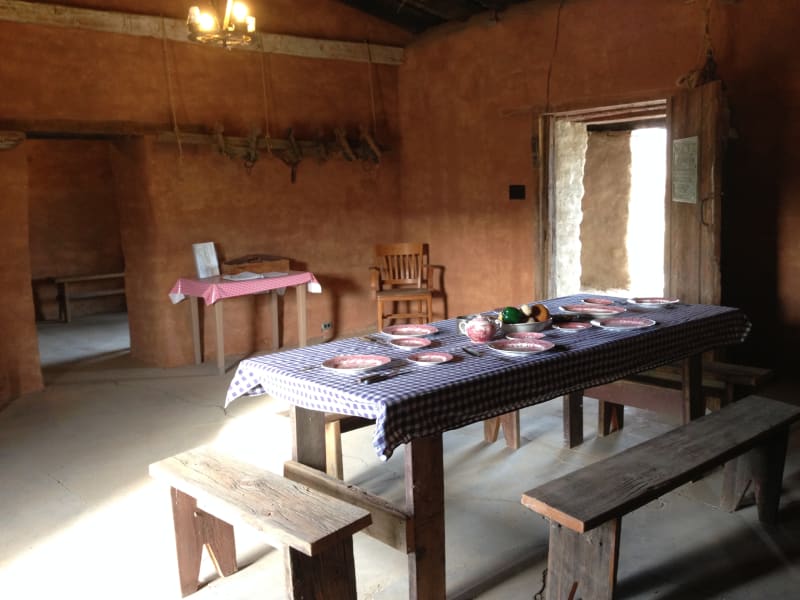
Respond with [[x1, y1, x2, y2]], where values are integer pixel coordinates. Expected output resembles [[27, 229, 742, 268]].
[[225, 295, 751, 461]]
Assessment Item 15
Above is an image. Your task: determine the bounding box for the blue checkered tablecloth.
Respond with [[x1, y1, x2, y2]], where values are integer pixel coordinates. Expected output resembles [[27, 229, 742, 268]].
[[225, 295, 751, 460]]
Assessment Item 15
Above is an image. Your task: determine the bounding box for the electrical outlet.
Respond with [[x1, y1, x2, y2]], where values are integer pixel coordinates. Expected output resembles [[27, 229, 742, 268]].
[[321, 322, 332, 331]]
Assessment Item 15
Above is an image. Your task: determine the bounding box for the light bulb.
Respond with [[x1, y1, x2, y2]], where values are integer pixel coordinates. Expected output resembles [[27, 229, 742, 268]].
[[232, 2, 249, 21], [197, 12, 216, 31]]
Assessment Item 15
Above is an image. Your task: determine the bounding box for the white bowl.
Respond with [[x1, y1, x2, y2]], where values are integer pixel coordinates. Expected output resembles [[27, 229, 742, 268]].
[[501, 318, 553, 334]]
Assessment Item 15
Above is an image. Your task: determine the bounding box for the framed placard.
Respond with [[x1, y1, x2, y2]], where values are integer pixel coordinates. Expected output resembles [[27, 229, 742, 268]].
[[192, 242, 219, 278], [671, 136, 698, 204]]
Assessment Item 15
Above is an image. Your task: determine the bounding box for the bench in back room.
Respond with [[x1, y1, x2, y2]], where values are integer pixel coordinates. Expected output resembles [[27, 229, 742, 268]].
[[520, 395, 800, 600], [149, 446, 372, 599], [54, 272, 126, 322]]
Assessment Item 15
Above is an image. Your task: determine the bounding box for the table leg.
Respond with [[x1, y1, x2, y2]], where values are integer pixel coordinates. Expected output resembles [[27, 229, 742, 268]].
[[214, 301, 225, 375], [682, 354, 703, 423], [190, 298, 202, 365], [405, 434, 445, 600], [270, 292, 280, 351], [62, 282, 72, 323], [563, 390, 584, 448], [297, 284, 308, 347], [291, 406, 327, 472]]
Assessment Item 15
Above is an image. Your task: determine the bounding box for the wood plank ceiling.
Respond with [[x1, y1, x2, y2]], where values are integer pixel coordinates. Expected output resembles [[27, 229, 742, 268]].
[[335, 0, 530, 34]]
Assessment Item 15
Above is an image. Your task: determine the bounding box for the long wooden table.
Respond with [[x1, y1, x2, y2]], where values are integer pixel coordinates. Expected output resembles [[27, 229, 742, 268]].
[[225, 295, 750, 598], [169, 271, 320, 374]]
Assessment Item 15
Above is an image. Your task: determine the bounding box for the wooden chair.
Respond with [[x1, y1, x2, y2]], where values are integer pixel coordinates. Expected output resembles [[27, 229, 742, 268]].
[[370, 242, 433, 332]]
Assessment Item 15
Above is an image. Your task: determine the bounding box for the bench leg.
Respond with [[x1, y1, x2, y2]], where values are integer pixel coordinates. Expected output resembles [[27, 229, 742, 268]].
[[721, 427, 790, 525], [286, 538, 357, 600], [563, 391, 584, 448], [546, 518, 621, 600], [170, 488, 236, 597], [483, 411, 521, 449], [597, 400, 624, 437]]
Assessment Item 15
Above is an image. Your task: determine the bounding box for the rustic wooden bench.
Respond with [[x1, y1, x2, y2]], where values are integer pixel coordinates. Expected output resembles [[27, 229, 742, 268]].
[[54, 271, 125, 322], [520, 395, 800, 600], [149, 446, 372, 598], [486, 359, 773, 450], [589, 359, 774, 437]]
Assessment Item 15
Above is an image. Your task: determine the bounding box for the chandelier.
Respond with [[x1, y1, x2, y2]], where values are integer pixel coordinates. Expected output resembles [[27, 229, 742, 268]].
[[187, 1, 256, 48]]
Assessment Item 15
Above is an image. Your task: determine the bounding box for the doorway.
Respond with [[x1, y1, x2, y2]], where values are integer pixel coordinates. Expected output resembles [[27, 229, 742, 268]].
[[541, 101, 669, 299], [27, 137, 130, 369]]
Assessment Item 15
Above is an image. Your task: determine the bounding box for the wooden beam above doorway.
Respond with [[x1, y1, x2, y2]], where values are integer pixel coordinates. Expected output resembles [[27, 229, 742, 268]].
[[0, 0, 404, 65]]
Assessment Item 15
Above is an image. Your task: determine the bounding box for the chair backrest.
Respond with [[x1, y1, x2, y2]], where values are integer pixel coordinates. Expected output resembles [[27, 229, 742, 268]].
[[375, 242, 429, 289]]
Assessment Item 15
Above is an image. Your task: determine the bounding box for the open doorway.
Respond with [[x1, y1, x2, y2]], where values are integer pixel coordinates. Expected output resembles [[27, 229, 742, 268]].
[[27, 137, 130, 369], [542, 101, 669, 299]]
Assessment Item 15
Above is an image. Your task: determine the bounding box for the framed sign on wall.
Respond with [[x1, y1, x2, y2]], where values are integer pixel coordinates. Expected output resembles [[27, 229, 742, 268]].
[[671, 136, 698, 204]]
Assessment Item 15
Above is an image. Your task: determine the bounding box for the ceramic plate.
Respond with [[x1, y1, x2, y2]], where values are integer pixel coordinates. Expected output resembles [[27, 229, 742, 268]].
[[408, 351, 453, 365], [559, 304, 626, 317], [488, 339, 555, 356], [382, 324, 439, 338], [506, 331, 547, 341], [582, 297, 615, 306], [390, 337, 432, 350], [590, 317, 656, 331], [553, 321, 593, 332], [322, 354, 391, 374], [627, 297, 680, 308]]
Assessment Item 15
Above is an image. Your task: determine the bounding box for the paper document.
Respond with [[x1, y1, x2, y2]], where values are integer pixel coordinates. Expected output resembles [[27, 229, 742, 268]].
[[222, 271, 289, 281], [222, 271, 262, 281]]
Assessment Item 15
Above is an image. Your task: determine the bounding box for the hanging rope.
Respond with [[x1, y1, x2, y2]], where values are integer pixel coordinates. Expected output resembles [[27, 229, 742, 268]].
[[257, 34, 273, 154], [676, 0, 717, 88], [365, 40, 378, 136], [544, 0, 565, 113], [703, 0, 714, 57], [160, 17, 183, 161]]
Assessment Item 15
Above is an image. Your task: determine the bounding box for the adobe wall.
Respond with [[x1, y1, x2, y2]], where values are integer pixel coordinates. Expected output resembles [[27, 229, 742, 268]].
[[0, 144, 43, 407], [398, 0, 800, 368], [581, 130, 631, 292], [0, 0, 409, 401]]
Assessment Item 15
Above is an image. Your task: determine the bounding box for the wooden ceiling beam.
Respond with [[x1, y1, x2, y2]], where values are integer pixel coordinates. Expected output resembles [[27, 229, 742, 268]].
[[0, 0, 404, 65], [335, 0, 443, 33]]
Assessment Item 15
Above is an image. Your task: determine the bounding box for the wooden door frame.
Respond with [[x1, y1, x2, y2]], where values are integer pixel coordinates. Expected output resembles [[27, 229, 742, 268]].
[[537, 100, 668, 299]]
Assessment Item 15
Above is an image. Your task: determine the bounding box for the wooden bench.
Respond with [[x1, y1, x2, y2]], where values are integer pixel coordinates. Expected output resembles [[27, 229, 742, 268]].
[[520, 395, 800, 600], [589, 359, 775, 437], [149, 446, 372, 598], [485, 359, 774, 450], [54, 271, 125, 322]]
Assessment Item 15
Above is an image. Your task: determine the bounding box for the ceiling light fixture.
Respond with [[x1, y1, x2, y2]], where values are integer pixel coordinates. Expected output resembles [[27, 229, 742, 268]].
[[187, 1, 256, 48]]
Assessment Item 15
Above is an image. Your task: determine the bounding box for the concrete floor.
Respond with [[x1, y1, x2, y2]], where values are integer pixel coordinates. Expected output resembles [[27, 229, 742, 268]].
[[2, 312, 800, 599]]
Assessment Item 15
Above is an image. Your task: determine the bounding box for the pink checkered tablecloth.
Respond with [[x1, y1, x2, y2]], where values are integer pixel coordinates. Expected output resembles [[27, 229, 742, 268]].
[[169, 271, 321, 305]]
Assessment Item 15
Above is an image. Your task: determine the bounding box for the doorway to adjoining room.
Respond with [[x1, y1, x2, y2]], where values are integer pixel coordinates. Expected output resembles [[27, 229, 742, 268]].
[[546, 103, 668, 299]]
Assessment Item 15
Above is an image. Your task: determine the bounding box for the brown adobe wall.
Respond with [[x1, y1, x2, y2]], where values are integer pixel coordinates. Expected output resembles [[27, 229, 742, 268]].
[[397, 0, 800, 369], [112, 135, 404, 367], [0, 145, 44, 407], [0, 0, 408, 395]]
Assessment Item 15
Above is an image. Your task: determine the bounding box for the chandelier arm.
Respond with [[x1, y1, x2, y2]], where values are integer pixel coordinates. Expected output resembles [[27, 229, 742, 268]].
[[222, 0, 233, 31]]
